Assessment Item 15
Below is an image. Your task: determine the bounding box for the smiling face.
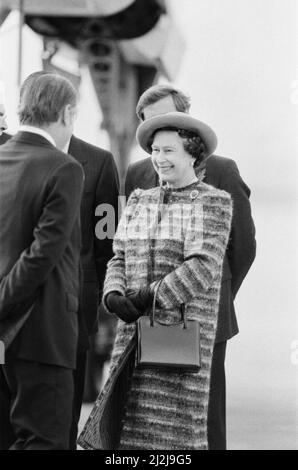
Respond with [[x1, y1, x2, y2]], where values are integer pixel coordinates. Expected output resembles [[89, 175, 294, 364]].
[[151, 130, 196, 187], [0, 103, 8, 135]]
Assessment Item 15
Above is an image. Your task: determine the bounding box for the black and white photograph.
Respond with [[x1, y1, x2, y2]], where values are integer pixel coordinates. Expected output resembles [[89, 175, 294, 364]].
[[0, 0, 297, 452]]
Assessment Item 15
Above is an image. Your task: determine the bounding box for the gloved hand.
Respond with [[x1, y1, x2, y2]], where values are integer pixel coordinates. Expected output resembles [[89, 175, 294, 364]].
[[106, 291, 140, 323], [126, 286, 154, 313]]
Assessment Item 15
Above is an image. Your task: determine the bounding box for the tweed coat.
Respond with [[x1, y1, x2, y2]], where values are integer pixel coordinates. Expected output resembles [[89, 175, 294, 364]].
[[125, 154, 256, 343], [78, 178, 232, 450]]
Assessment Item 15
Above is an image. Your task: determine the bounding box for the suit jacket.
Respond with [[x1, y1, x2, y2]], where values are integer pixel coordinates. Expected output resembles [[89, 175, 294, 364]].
[[125, 154, 256, 343], [0, 132, 84, 368], [68, 136, 119, 342]]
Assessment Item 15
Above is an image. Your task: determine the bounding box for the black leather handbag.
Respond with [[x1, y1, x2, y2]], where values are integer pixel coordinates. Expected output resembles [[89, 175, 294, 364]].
[[136, 282, 201, 372]]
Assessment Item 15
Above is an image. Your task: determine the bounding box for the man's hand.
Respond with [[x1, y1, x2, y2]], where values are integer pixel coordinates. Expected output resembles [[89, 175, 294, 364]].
[[106, 291, 140, 323]]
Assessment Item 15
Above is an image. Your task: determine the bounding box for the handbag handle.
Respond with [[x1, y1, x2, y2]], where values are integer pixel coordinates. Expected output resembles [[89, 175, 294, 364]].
[[150, 280, 187, 329]]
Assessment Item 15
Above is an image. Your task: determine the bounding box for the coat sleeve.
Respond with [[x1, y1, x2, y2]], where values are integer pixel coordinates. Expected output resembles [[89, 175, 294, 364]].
[[0, 160, 84, 319], [102, 190, 139, 312], [156, 192, 233, 309], [220, 160, 256, 297], [93, 152, 119, 298]]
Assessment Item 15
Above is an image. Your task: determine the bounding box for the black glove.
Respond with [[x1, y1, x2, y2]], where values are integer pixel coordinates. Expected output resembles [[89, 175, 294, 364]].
[[106, 291, 140, 323], [126, 286, 154, 313]]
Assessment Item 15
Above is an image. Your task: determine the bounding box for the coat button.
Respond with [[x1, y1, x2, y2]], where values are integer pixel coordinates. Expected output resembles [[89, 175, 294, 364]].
[[190, 190, 199, 200]]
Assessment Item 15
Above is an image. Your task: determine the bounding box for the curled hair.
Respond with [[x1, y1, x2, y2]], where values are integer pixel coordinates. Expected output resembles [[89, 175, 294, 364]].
[[19, 73, 77, 126], [177, 129, 207, 168], [149, 127, 207, 168], [136, 84, 191, 121]]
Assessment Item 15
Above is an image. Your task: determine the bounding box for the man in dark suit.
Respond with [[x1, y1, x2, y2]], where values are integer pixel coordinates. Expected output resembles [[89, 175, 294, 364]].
[[19, 71, 120, 449], [0, 74, 84, 449], [67, 135, 119, 449], [125, 84, 256, 450]]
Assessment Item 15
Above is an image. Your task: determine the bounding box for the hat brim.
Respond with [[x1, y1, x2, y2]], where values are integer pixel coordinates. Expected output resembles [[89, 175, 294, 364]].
[[136, 112, 217, 158]]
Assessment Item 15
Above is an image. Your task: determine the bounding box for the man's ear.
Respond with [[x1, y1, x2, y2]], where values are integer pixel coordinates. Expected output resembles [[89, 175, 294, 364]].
[[61, 104, 73, 126]]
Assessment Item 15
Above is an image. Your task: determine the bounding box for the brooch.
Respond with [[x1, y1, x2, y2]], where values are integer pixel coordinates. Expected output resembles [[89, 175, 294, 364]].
[[190, 190, 199, 200]]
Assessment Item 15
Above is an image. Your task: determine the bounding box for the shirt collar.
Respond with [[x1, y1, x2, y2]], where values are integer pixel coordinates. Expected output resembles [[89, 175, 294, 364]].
[[19, 125, 56, 147]]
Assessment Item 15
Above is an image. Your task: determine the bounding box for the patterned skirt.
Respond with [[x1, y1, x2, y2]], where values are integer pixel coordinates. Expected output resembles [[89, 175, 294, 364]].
[[119, 348, 212, 450]]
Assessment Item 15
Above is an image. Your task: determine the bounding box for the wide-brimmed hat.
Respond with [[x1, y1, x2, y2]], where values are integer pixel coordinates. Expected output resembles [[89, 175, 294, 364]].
[[136, 111, 217, 157]]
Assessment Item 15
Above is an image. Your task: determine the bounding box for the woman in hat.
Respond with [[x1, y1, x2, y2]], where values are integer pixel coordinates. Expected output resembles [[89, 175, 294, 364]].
[[79, 112, 233, 451]]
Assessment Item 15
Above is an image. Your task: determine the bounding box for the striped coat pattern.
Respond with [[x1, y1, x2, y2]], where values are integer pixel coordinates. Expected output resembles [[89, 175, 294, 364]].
[[79, 179, 232, 450]]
